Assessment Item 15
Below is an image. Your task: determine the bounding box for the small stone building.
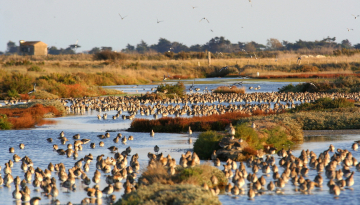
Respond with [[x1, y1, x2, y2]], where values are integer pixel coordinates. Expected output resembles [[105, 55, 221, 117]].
[[19, 40, 47, 56]]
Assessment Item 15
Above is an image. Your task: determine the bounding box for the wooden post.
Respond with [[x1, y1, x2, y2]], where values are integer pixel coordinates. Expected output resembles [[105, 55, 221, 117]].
[[208, 51, 211, 66]]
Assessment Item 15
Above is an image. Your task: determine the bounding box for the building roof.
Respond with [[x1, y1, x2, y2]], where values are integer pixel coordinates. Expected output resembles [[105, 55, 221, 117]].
[[20, 41, 47, 46]]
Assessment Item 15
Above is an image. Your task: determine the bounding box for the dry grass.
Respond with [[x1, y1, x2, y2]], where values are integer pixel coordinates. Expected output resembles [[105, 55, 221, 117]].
[[213, 86, 245, 94]]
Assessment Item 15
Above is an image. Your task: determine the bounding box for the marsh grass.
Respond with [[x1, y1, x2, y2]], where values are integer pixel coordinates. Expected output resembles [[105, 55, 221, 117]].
[[117, 183, 221, 205], [213, 86, 245, 94], [0, 103, 61, 129], [138, 162, 227, 188]]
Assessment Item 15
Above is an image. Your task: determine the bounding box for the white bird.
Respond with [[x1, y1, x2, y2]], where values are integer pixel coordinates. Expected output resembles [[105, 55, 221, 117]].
[[118, 13, 127, 20], [28, 83, 36, 95], [347, 28, 354, 32], [157, 18, 163, 23], [199, 17, 209, 23], [192, 6, 197, 9], [352, 14, 359, 19]]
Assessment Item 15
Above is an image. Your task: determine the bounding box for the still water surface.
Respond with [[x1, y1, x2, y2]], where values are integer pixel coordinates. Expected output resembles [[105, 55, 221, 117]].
[[1, 79, 359, 204]]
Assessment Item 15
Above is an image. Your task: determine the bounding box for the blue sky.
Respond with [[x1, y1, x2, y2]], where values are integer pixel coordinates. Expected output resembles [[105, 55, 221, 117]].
[[1, 0, 360, 52]]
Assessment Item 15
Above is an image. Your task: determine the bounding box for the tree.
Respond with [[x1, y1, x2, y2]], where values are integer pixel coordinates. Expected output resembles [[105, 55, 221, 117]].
[[354, 43, 360, 49], [244, 42, 256, 52], [151, 38, 172, 53], [48, 46, 60, 55], [7, 41, 18, 54], [341, 39, 352, 49], [101, 47, 112, 51], [267, 38, 283, 50], [89, 47, 101, 54], [136, 40, 149, 53]]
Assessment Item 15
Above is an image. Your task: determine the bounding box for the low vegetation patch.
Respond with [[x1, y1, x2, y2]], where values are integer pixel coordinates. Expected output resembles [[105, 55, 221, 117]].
[[0, 103, 62, 129], [129, 110, 283, 133], [0, 114, 12, 130], [291, 97, 354, 112], [156, 82, 186, 97], [279, 76, 360, 93], [213, 86, 245, 94], [139, 162, 227, 188], [193, 121, 299, 160], [117, 183, 221, 205]]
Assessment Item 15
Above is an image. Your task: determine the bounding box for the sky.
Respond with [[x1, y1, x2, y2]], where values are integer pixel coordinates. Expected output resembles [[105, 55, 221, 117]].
[[1, 0, 360, 52]]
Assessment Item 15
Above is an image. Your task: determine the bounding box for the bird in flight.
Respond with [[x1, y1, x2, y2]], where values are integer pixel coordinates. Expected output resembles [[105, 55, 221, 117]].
[[199, 17, 209, 23], [118, 13, 127, 20], [157, 18, 163, 23], [347, 28, 354, 32], [211, 29, 214, 32], [352, 14, 359, 19], [192, 6, 197, 9], [249, 0, 252, 7]]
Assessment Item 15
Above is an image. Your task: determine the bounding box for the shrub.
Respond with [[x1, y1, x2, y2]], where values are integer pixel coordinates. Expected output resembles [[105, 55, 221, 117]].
[[0, 104, 61, 129], [213, 86, 245, 94], [156, 82, 185, 97], [263, 126, 294, 149], [292, 97, 354, 112], [117, 183, 221, 205], [193, 131, 223, 160], [27, 65, 42, 72], [93, 50, 128, 61], [234, 123, 262, 149], [0, 114, 12, 130], [0, 72, 34, 97]]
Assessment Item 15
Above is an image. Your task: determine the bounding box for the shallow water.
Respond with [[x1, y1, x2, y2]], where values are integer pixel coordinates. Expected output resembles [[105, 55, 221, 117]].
[[104, 78, 300, 94], [1, 79, 359, 204]]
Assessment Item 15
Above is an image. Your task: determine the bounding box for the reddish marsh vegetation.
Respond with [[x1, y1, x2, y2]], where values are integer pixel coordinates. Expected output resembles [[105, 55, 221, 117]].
[[129, 110, 284, 133], [0, 104, 61, 129]]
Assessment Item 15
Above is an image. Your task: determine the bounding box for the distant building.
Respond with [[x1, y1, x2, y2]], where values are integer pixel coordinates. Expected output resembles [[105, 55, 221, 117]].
[[19, 40, 47, 56]]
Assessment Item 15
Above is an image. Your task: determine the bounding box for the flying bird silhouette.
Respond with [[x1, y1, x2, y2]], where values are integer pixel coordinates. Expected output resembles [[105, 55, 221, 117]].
[[352, 14, 359, 19], [199, 17, 209, 23], [192, 6, 197, 9], [157, 18, 163, 23], [118, 13, 127, 20], [347, 28, 354, 32]]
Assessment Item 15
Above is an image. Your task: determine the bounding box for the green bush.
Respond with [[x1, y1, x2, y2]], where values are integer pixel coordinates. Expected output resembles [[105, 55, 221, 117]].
[[0, 114, 12, 130], [234, 123, 262, 149], [0, 72, 34, 96], [292, 97, 354, 112], [193, 131, 222, 160], [27, 65, 42, 72], [157, 82, 185, 97], [117, 183, 221, 205], [263, 126, 294, 149]]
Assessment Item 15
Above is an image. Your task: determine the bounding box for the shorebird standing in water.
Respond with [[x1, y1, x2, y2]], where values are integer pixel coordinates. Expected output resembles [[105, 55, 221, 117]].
[[154, 145, 159, 154]]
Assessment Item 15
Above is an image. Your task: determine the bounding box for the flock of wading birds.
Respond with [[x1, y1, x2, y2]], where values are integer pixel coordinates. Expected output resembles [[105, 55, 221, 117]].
[[2, 91, 360, 204]]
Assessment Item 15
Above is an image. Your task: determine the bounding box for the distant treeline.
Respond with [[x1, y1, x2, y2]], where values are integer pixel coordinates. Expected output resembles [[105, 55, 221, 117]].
[[3, 36, 360, 56]]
